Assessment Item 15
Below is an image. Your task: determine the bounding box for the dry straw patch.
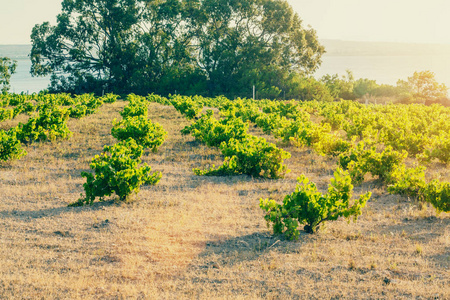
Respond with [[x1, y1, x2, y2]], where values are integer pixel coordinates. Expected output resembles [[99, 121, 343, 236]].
[[0, 101, 449, 299]]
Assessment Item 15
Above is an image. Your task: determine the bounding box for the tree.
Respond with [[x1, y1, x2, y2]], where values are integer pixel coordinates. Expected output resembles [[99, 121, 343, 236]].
[[0, 57, 17, 94], [188, 0, 324, 98], [285, 74, 333, 101], [321, 70, 355, 100], [397, 71, 448, 103], [30, 0, 324, 97], [353, 78, 378, 98], [31, 0, 194, 95]]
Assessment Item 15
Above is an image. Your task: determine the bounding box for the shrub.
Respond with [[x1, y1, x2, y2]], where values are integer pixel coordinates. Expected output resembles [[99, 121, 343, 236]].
[[0, 108, 14, 122], [111, 115, 167, 152], [313, 133, 351, 157], [387, 165, 427, 200], [182, 110, 248, 147], [339, 142, 407, 185], [100, 93, 119, 103], [120, 94, 148, 118], [147, 93, 171, 106], [72, 138, 161, 206], [69, 104, 88, 118], [171, 95, 203, 119], [194, 136, 291, 179], [17, 104, 72, 142], [423, 180, 450, 213], [424, 133, 450, 164], [260, 168, 371, 239], [0, 128, 27, 161]]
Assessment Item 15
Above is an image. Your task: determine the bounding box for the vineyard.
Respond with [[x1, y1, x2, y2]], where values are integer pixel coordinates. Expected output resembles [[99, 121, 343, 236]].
[[0, 93, 449, 298]]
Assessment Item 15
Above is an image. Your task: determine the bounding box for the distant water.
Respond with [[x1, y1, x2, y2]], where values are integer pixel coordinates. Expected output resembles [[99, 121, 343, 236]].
[[1, 43, 450, 94], [316, 39, 450, 87], [0, 45, 51, 94], [315, 54, 450, 88]]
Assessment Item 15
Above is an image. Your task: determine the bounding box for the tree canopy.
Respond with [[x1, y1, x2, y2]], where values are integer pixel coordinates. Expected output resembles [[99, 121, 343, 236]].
[[0, 57, 17, 94], [397, 70, 448, 103], [30, 0, 324, 97]]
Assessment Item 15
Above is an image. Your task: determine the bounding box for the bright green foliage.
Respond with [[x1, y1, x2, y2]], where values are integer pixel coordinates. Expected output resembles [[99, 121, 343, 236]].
[[182, 110, 248, 147], [0, 128, 27, 161], [121, 103, 148, 119], [423, 180, 450, 213], [111, 115, 167, 152], [69, 104, 88, 118], [147, 93, 171, 106], [279, 121, 331, 147], [260, 168, 371, 239], [194, 136, 291, 179], [0, 108, 14, 122], [321, 112, 346, 131], [387, 165, 427, 199], [261, 100, 304, 119], [17, 104, 72, 143], [56, 93, 75, 105], [255, 113, 291, 135], [0, 94, 35, 120], [387, 164, 450, 213], [220, 99, 261, 123], [423, 133, 450, 164], [120, 94, 148, 119], [77, 93, 103, 113], [66, 94, 103, 118], [339, 142, 407, 184], [100, 93, 119, 103], [16, 101, 35, 115], [171, 95, 202, 119], [73, 139, 162, 206], [313, 133, 351, 156]]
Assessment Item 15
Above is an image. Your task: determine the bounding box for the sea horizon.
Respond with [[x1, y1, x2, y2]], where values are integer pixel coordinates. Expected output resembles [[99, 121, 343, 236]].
[[1, 40, 450, 94]]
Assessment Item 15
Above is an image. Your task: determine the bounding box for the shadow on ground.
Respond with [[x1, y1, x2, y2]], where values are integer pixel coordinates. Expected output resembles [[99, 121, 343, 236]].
[[0, 199, 119, 220]]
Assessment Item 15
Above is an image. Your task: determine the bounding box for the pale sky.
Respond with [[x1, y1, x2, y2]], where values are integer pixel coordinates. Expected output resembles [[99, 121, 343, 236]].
[[1, 0, 450, 45]]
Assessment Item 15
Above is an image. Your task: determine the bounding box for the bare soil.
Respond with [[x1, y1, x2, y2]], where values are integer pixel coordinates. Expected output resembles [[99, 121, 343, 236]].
[[0, 102, 448, 299]]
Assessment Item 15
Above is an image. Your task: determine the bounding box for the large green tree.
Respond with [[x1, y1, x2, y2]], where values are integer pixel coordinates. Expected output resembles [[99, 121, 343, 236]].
[[31, 0, 195, 94], [30, 0, 324, 97], [188, 0, 324, 97]]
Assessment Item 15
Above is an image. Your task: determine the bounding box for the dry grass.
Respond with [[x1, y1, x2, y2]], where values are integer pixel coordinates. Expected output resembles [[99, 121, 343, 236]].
[[0, 101, 449, 299]]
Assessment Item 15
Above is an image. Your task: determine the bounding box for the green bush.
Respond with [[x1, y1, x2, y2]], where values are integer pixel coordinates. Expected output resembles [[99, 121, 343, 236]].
[[100, 93, 119, 104], [171, 95, 202, 119], [69, 104, 88, 118], [111, 115, 167, 152], [194, 136, 291, 179], [17, 104, 72, 143], [339, 142, 407, 184], [147, 93, 171, 105], [425, 133, 450, 164], [387, 165, 427, 200], [313, 132, 351, 157], [182, 110, 248, 147], [0, 108, 14, 121], [260, 168, 371, 239], [72, 138, 161, 206], [0, 128, 27, 161], [423, 180, 450, 213], [120, 94, 148, 118]]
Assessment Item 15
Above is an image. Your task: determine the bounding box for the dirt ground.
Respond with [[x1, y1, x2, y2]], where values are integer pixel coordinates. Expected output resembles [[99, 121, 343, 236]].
[[0, 101, 448, 299]]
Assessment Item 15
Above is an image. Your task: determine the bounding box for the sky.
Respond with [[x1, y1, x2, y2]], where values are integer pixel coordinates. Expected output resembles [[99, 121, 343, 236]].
[[1, 0, 450, 45]]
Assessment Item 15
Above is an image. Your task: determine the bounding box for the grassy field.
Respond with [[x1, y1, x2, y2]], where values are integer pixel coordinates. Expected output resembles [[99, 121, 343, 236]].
[[0, 101, 449, 299]]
